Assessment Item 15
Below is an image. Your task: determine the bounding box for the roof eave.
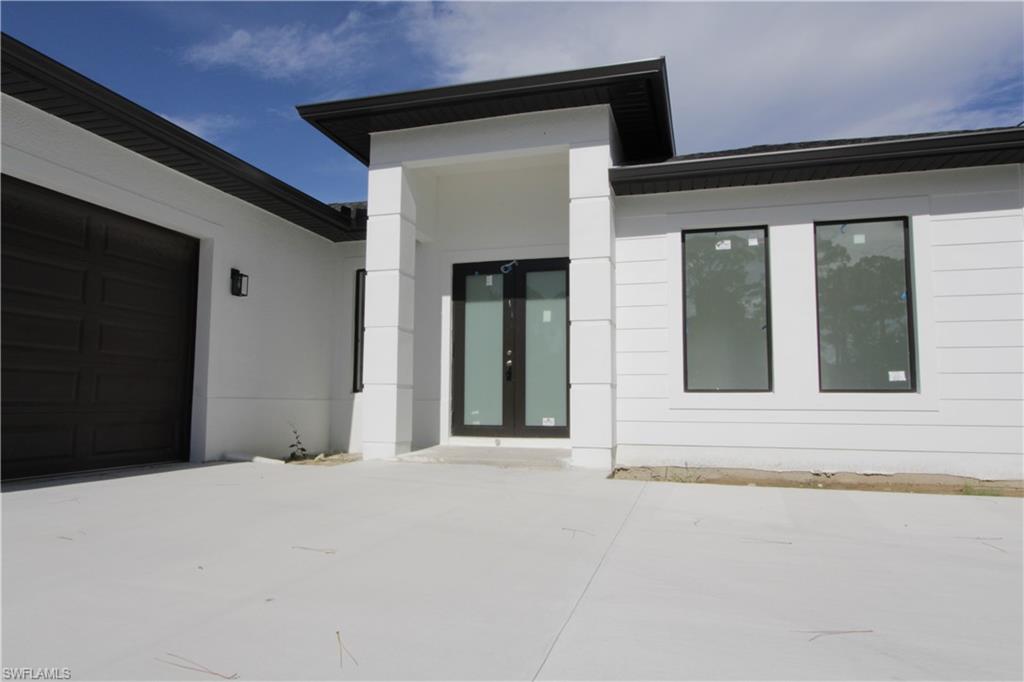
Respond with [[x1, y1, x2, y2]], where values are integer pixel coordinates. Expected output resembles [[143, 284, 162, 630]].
[[297, 58, 675, 167], [1, 32, 359, 242], [296, 58, 669, 119], [610, 128, 1024, 195]]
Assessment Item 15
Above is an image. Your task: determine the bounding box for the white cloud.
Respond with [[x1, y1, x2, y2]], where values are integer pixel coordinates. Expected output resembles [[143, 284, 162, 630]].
[[403, 2, 1023, 153], [184, 11, 369, 81], [160, 112, 240, 140]]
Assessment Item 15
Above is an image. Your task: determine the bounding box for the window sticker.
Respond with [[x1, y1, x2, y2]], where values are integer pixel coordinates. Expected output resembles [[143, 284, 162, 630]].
[[748, 237, 759, 246], [542, 309, 552, 323], [888, 370, 907, 382], [853, 234, 866, 244], [485, 275, 493, 286], [541, 417, 555, 426], [715, 239, 732, 251]]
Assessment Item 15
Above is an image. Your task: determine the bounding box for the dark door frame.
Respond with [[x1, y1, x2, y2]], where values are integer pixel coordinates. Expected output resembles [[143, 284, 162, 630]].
[[451, 258, 570, 438]]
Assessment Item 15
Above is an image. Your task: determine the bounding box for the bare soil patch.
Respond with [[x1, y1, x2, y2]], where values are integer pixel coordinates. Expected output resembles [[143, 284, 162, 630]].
[[611, 466, 1023, 497]]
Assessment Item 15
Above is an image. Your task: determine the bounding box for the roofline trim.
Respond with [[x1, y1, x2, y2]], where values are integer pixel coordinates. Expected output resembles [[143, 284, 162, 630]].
[[610, 127, 1024, 193], [297, 58, 674, 166], [1, 32, 356, 241], [297, 58, 668, 119]]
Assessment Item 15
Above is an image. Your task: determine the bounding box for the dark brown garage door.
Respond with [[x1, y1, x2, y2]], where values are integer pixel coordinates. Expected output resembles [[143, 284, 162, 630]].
[[2, 176, 198, 479]]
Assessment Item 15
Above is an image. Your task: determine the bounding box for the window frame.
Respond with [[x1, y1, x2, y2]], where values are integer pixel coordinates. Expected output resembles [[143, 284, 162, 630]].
[[813, 216, 917, 393], [681, 225, 774, 393], [352, 268, 366, 393]]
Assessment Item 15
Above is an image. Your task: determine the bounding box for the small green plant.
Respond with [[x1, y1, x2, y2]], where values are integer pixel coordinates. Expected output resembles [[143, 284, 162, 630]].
[[287, 422, 309, 461], [962, 484, 1002, 497]]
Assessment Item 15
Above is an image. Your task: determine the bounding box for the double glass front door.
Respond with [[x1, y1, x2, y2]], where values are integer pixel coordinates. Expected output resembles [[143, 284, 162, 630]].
[[452, 258, 569, 437]]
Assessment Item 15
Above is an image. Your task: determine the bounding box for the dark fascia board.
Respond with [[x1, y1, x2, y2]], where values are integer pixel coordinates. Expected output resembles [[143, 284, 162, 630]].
[[610, 128, 1024, 196], [297, 58, 675, 165], [1, 32, 358, 242]]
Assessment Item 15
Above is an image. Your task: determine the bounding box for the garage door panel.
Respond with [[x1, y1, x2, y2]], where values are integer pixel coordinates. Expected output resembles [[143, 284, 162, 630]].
[[1, 252, 87, 303], [93, 419, 177, 457], [3, 218, 89, 250], [2, 176, 197, 479], [94, 370, 182, 404], [98, 321, 181, 361], [1, 424, 76, 464], [2, 309, 84, 353], [103, 216, 198, 271], [2, 367, 81, 404], [101, 273, 186, 317], [2, 189, 90, 250]]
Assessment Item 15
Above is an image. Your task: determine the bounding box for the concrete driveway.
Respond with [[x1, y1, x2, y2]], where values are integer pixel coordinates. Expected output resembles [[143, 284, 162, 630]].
[[2, 460, 1021, 680]]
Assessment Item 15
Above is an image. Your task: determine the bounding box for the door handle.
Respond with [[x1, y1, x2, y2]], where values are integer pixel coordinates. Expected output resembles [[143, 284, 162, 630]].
[[505, 358, 513, 381]]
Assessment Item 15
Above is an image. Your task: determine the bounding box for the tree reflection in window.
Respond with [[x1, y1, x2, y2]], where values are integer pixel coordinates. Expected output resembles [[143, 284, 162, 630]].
[[683, 227, 771, 391], [815, 219, 915, 391]]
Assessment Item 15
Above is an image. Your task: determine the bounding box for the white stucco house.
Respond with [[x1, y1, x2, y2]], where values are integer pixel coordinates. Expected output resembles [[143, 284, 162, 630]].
[[2, 33, 1022, 481]]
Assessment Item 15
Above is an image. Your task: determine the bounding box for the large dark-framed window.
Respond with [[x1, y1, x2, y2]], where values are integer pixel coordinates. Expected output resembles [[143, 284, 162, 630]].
[[352, 268, 366, 393], [814, 217, 916, 392], [682, 226, 773, 392]]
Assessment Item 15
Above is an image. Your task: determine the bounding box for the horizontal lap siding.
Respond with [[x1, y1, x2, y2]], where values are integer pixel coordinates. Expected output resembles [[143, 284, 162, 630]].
[[616, 398, 1024, 427], [933, 268, 1024, 295], [936, 320, 1023, 347], [617, 306, 668, 330], [613, 182, 1024, 477], [930, 209, 1023, 456], [938, 347, 1023, 373], [932, 241, 1023, 270], [615, 422, 1021, 454], [614, 445, 1023, 476], [934, 294, 1023, 322], [931, 213, 1023, 245], [617, 328, 669, 352]]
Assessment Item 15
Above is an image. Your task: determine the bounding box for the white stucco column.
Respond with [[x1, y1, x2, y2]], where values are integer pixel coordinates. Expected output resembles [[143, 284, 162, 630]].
[[568, 143, 616, 469], [362, 165, 415, 458]]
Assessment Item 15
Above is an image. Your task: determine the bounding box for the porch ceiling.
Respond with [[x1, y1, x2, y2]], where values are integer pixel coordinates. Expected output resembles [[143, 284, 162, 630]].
[[297, 59, 675, 166]]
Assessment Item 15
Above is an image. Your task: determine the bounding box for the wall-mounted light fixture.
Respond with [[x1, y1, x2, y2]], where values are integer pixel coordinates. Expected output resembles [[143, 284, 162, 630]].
[[230, 268, 249, 297]]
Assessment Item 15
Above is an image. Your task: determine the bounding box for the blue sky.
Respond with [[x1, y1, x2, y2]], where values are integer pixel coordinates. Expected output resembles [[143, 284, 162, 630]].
[[3, 2, 1022, 204]]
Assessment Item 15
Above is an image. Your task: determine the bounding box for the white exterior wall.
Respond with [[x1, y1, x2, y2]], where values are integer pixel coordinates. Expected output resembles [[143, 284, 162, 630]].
[[614, 165, 1024, 480], [2, 94, 351, 461], [328, 241, 366, 454]]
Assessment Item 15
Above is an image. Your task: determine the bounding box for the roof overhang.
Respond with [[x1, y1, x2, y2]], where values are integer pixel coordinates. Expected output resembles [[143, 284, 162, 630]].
[[610, 128, 1024, 196], [1, 33, 360, 242], [297, 59, 675, 166]]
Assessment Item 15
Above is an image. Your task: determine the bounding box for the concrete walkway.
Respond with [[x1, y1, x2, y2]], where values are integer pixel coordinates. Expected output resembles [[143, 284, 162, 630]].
[[398, 445, 570, 469], [2, 460, 1021, 680]]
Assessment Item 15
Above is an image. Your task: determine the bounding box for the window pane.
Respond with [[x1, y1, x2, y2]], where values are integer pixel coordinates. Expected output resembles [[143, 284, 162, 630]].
[[463, 273, 504, 425], [352, 269, 366, 393], [684, 228, 771, 391], [815, 219, 914, 391], [524, 270, 567, 427]]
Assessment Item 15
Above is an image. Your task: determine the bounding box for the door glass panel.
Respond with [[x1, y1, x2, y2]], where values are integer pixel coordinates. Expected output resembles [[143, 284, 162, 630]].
[[524, 270, 567, 427], [463, 274, 504, 425]]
